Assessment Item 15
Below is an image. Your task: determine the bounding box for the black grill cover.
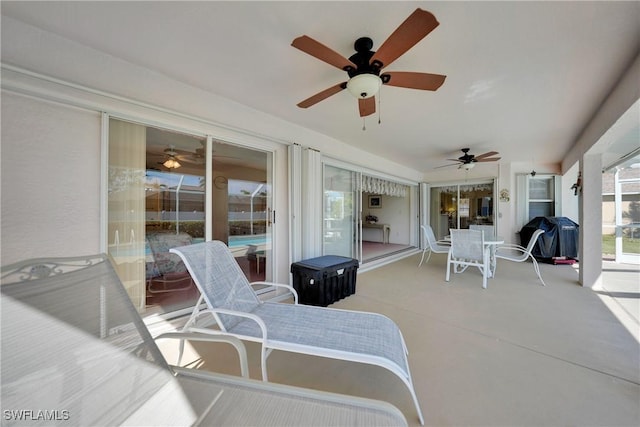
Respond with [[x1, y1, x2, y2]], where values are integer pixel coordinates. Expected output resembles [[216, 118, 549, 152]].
[[521, 217, 579, 259]]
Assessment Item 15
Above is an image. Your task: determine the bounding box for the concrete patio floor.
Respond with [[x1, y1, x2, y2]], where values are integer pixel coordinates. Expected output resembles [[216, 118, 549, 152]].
[[157, 253, 640, 426]]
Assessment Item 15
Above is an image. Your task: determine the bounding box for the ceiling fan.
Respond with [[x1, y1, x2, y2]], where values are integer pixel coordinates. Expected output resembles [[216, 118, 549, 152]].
[[436, 148, 502, 170], [162, 142, 244, 167], [291, 8, 446, 117], [175, 146, 205, 165], [161, 146, 182, 169]]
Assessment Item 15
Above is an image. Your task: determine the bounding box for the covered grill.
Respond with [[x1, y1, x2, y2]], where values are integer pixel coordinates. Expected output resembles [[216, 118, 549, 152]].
[[520, 216, 579, 260]]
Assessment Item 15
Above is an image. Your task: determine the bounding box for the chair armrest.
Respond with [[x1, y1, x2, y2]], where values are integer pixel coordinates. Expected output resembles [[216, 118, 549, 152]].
[[190, 308, 269, 341], [496, 244, 526, 254], [155, 332, 249, 378], [250, 281, 299, 304]]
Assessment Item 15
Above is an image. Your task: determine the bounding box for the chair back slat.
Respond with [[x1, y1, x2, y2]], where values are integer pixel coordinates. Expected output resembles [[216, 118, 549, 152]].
[[423, 225, 438, 248], [526, 229, 545, 253], [469, 224, 495, 239], [450, 229, 485, 261], [171, 241, 261, 329]]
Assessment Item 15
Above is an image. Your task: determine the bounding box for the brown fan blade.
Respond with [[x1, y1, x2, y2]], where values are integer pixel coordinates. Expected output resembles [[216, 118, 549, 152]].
[[292, 35, 356, 71], [369, 9, 439, 69], [297, 83, 346, 108], [446, 159, 463, 162], [476, 157, 501, 162], [359, 97, 376, 117], [474, 151, 499, 160], [382, 72, 446, 91], [434, 163, 458, 169]]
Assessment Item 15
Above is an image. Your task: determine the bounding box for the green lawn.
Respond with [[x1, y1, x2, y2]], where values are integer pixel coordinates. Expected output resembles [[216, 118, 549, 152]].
[[602, 234, 640, 255]]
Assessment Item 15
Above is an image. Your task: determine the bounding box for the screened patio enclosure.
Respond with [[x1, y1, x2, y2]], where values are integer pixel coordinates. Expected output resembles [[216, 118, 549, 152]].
[[602, 152, 640, 264]]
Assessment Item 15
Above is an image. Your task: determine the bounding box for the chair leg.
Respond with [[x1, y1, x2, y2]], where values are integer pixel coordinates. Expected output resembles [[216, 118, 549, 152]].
[[531, 257, 546, 286], [260, 344, 269, 381], [482, 251, 489, 289], [418, 248, 427, 267], [177, 338, 186, 366], [445, 253, 451, 282]]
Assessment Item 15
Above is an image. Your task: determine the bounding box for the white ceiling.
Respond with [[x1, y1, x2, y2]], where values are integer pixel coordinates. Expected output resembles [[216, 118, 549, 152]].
[[2, 1, 639, 174]]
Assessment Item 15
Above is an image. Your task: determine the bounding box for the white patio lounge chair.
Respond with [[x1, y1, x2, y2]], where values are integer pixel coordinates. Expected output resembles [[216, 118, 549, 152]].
[[495, 228, 547, 286], [446, 228, 491, 289], [418, 224, 450, 266], [1, 254, 408, 426], [170, 240, 425, 425]]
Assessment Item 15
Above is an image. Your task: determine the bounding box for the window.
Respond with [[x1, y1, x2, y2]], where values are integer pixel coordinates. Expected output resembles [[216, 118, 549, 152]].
[[528, 176, 555, 218], [516, 174, 559, 230]]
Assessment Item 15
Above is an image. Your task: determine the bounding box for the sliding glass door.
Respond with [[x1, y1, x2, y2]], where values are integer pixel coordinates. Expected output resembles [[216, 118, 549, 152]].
[[107, 117, 274, 317], [430, 181, 495, 240], [322, 163, 418, 263], [323, 165, 359, 259]]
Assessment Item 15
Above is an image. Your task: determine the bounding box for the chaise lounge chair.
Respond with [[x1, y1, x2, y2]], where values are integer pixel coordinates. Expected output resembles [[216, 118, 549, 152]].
[[146, 231, 194, 294], [1, 254, 408, 426], [170, 240, 425, 424]]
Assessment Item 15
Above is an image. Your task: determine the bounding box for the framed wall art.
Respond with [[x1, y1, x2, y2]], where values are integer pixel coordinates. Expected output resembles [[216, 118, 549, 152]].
[[368, 195, 382, 208]]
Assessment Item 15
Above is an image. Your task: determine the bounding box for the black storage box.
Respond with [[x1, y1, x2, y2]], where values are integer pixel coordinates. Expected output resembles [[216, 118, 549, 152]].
[[290, 255, 359, 306]]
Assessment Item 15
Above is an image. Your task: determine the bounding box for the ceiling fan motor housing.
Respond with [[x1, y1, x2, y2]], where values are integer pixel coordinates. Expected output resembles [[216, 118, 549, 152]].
[[344, 37, 391, 98]]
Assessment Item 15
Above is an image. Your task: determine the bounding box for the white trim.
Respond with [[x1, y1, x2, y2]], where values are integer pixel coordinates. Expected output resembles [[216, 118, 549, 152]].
[[100, 112, 109, 252], [205, 135, 214, 242]]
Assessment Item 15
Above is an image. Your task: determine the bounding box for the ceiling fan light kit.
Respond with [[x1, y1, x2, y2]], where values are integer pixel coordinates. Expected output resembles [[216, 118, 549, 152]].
[[461, 163, 475, 170], [346, 73, 381, 99], [162, 146, 182, 169], [163, 158, 181, 169]]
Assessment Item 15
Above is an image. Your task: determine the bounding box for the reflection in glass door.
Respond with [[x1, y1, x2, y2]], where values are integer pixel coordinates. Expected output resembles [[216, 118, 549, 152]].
[[218, 145, 273, 283], [323, 165, 359, 259]]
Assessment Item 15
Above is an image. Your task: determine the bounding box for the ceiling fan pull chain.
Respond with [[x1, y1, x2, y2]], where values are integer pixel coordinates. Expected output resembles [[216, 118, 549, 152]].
[[362, 117, 366, 131], [378, 91, 382, 125]]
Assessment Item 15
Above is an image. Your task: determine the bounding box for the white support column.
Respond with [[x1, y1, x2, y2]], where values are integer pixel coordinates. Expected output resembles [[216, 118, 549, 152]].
[[578, 154, 603, 288]]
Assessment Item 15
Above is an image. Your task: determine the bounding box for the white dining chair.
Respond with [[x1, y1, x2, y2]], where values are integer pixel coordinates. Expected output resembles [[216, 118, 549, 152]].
[[418, 225, 450, 267], [469, 224, 495, 238], [446, 229, 491, 289], [495, 229, 546, 286]]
